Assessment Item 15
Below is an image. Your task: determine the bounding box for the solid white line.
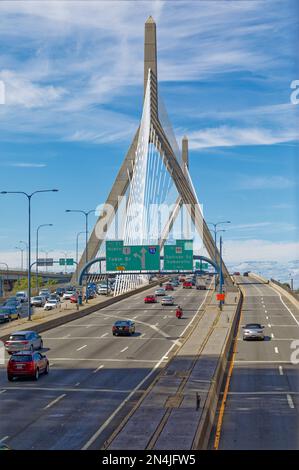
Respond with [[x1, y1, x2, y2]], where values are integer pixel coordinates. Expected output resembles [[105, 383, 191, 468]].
[[76, 345, 87, 351], [0, 390, 6, 394], [81, 284, 211, 450], [120, 346, 128, 353], [287, 394, 295, 409], [279, 366, 284, 375], [101, 333, 108, 338], [93, 365, 104, 374], [43, 394, 66, 410], [0, 436, 9, 442], [276, 292, 299, 327], [49, 363, 55, 367]]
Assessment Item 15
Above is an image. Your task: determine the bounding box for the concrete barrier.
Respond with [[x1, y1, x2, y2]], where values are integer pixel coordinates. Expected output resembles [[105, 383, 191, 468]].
[[192, 291, 243, 449], [0, 278, 167, 343]]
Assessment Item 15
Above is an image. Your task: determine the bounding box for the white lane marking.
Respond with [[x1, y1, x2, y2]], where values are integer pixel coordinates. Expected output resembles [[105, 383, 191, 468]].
[[279, 366, 284, 375], [48, 357, 167, 363], [7, 386, 131, 394], [0, 390, 6, 394], [76, 345, 87, 351], [275, 291, 299, 327], [101, 333, 108, 338], [43, 394, 66, 410], [271, 333, 274, 339], [50, 363, 55, 367], [120, 346, 128, 353], [140, 333, 146, 338], [235, 360, 290, 364], [265, 310, 268, 314], [81, 284, 211, 450], [133, 316, 138, 319], [268, 324, 271, 328], [0, 436, 9, 442], [75, 382, 80, 387], [266, 316, 269, 319], [287, 394, 295, 409], [274, 347, 279, 354], [63, 334, 71, 338], [93, 365, 104, 374]]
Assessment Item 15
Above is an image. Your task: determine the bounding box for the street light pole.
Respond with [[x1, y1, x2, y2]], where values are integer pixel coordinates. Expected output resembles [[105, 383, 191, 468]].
[[0, 262, 9, 296], [15, 246, 24, 271], [65, 209, 94, 265], [1, 189, 59, 320], [36, 224, 53, 291], [19, 240, 28, 272], [207, 221, 231, 289]]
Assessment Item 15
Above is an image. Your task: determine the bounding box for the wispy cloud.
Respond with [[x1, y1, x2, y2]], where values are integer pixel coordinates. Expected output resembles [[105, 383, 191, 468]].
[[223, 239, 299, 263], [236, 176, 296, 190], [4, 162, 47, 168], [187, 126, 298, 150]]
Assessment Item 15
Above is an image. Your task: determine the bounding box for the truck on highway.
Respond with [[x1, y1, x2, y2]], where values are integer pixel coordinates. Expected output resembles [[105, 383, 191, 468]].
[[196, 278, 206, 290]]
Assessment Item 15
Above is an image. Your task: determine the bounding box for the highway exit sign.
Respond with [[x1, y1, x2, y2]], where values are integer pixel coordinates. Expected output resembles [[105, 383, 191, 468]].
[[59, 258, 74, 266], [164, 240, 193, 271], [106, 241, 160, 272]]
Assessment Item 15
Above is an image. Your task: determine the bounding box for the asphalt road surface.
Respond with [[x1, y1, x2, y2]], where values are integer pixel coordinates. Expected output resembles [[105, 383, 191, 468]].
[[210, 276, 299, 450], [0, 283, 210, 450]]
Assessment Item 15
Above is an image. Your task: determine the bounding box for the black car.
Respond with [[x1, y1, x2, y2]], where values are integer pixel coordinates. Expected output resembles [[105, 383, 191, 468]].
[[55, 287, 66, 297], [112, 320, 135, 336]]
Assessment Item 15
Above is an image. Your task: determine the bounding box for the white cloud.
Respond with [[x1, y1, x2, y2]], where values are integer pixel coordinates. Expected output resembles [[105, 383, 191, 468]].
[[236, 176, 296, 190], [223, 239, 299, 263], [187, 126, 298, 150], [4, 162, 47, 168]]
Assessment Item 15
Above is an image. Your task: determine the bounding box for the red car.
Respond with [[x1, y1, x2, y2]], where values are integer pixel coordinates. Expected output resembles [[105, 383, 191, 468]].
[[70, 293, 78, 303], [144, 295, 157, 303], [183, 281, 192, 289], [165, 284, 174, 291], [233, 272, 240, 276], [7, 350, 49, 381]]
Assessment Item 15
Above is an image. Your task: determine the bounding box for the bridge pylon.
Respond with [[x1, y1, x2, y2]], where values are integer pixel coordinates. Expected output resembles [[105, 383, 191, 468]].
[[73, 16, 232, 287]]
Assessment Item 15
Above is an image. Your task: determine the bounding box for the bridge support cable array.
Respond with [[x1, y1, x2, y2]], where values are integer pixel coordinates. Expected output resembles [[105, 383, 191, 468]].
[[74, 16, 232, 289]]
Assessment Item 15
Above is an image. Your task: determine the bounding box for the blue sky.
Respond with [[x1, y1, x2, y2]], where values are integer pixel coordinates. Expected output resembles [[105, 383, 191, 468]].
[[0, 0, 298, 274]]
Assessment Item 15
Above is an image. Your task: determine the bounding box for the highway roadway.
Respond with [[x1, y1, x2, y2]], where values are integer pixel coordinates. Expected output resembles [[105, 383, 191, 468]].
[[210, 276, 299, 449], [0, 282, 211, 450]]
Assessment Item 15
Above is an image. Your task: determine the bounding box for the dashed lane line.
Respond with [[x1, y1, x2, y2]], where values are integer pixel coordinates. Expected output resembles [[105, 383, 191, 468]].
[[120, 347, 128, 353], [93, 365, 104, 374], [274, 347, 279, 354], [279, 366, 284, 375], [43, 394, 66, 410], [287, 394, 295, 409], [76, 345, 87, 351]]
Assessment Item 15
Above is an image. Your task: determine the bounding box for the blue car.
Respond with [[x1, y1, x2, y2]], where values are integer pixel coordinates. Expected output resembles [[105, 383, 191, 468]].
[[0, 306, 20, 322]]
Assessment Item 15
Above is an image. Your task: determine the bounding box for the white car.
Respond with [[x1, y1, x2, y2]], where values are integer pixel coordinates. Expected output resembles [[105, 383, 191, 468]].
[[97, 285, 111, 295], [155, 288, 166, 296], [15, 291, 28, 303], [63, 290, 76, 300], [161, 295, 174, 306], [44, 299, 59, 310]]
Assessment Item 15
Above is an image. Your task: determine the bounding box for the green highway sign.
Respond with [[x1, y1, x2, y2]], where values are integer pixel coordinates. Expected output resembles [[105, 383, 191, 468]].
[[164, 240, 193, 271], [37, 258, 54, 267], [106, 241, 160, 272], [59, 258, 74, 266], [195, 261, 209, 270]]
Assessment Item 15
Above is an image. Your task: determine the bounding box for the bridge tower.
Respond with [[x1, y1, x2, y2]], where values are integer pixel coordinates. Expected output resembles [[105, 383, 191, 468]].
[[73, 17, 232, 287]]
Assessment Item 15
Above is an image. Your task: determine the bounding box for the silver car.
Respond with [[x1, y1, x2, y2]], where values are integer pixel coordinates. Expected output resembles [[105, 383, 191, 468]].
[[242, 323, 265, 341], [161, 295, 175, 306], [5, 331, 43, 354], [155, 288, 166, 296]]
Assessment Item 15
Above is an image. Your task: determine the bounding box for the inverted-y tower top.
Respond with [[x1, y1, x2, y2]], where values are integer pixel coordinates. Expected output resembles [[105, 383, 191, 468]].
[[144, 16, 157, 96]]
